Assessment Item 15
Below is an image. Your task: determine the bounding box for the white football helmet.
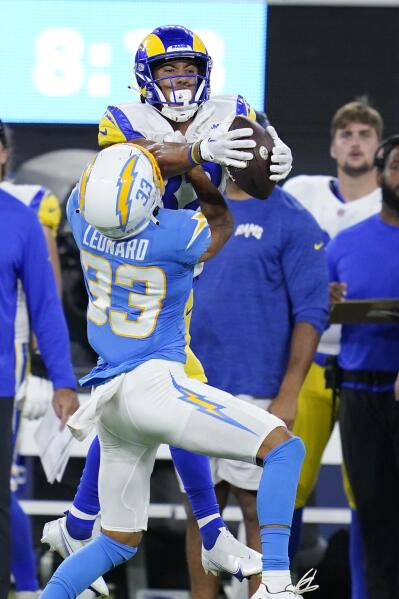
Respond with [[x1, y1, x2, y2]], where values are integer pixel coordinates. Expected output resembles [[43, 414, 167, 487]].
[[78, 143, 164, 239]]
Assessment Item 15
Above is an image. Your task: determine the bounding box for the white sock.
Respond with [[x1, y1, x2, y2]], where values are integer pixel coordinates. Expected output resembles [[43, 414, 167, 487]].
[[262, 570, 292, 593], [69, 505, 98, 521], [197, 513, 222, 528]]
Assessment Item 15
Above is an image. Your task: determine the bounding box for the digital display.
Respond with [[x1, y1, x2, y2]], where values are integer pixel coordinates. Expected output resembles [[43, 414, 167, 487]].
[[1, 0, 267, 124]]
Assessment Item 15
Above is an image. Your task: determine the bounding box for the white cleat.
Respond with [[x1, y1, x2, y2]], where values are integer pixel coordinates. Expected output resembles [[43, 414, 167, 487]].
[[15, 593, 41, 599], [202, 527, 262, 581], [250, 570, 319, 598], [41, 516, 109, 597]]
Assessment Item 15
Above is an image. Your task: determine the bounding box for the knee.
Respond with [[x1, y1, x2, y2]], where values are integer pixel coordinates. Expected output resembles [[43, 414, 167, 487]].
[[257, 433, 306, 466], [102, 528, 143, 547]]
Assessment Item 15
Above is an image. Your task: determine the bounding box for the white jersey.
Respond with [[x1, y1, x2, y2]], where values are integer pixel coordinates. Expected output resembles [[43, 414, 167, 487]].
[[283, 175, 382, 355], [98, 95, 256, 209], [0, 181, 61, 343]]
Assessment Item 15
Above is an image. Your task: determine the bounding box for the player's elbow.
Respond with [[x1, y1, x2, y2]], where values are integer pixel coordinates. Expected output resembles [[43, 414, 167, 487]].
[[200, 218, 234, 262]]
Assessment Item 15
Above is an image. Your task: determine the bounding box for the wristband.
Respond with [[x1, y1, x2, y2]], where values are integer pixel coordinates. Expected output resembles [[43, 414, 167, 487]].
[[30, 350, 49, 379], [188, 142, 202, 165]]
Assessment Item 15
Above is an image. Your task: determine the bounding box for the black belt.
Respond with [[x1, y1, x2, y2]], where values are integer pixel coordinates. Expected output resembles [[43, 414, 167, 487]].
[[341, 369, 397, 386]]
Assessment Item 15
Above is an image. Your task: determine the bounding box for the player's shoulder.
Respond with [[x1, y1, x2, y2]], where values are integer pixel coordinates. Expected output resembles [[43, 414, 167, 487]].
[[106, 101, 157, 122], [204, 94, 255, 119], [0, 180, 48, 208], [99, 102, 171, 146], [283, 174, 333, 196], [158, 208, 208, 245], [158, 206, 202, 228]]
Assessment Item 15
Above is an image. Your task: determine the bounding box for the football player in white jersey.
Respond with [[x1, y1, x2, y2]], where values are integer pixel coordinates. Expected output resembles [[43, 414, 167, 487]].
[[42, 25, 295, 596], [283, 100, 383, 599]]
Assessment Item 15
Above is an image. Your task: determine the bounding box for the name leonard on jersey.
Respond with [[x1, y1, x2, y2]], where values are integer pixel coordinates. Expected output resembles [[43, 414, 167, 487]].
[[82, 224, 149, 261]]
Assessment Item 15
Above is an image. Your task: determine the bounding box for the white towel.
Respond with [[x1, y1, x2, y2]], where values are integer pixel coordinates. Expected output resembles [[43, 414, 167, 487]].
[[68, 373, 125, 441]]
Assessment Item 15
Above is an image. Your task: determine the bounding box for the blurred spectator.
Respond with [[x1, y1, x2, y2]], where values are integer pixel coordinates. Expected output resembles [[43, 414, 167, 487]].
[[327, 134, 399, 599], [283, 100, 383, 599], [0, 120, 78, 598], [188, 137, 329, 599]]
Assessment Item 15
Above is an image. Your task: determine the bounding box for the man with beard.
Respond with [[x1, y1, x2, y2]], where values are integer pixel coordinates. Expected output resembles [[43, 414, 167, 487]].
[[327, 134, 399, 599], [283, 100, 383, 599]]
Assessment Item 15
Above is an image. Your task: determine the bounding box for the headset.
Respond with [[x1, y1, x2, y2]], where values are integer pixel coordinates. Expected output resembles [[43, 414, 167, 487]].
[[374, 134, 399, 170]]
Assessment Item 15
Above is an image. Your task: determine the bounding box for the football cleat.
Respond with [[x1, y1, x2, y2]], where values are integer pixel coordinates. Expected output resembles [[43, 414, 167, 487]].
[[202, 527, 262, 581], [15, 593, 41, 599], [41, 516, 109, 597], [250, 570, 318, 598]]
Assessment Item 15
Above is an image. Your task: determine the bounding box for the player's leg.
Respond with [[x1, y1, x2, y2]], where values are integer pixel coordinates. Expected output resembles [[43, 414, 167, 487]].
[[197, 397, 269, 597], [43, 346, 235, 579], [290, 362, 335, 559], [41, 435, 108, 596], [340, 387, 397, 599], [11, 493, 40, 596], [0, 396, 14, 599], [42, 435, 100, 543], [231, 486, 261, 596], [173, 341, 239, 563], [341, 462, 368, 599], [184, 479, 230, 599], [67, 435, 100, 539], [136, 361, 310, 597], [12, 377, 40, 599]]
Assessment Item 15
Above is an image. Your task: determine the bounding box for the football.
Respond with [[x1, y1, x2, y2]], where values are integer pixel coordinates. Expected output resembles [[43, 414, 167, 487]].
[[227, 115, 275, 199]]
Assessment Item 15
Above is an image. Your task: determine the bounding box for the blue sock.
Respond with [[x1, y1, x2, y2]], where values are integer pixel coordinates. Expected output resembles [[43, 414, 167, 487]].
[[288, 507, 304, 561], [350, 509, 368, 599], [40, 533, 137, 599], [67, 436, 101, 540], [11, 493, 40, 591], [170, 446, 224, 549], [257, 437, 305, 571]]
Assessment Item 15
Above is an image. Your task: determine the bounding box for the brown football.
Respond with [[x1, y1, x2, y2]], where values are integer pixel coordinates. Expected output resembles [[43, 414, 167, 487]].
[[227, 115, 275, 199]]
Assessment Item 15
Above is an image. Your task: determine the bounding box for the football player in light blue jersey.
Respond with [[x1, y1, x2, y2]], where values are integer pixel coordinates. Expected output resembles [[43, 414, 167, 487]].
[[40, 143, 315, 599]]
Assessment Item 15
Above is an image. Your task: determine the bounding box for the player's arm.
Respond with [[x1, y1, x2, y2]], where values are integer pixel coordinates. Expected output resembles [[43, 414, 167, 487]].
[[269, 211, 329, 429], [133, 133, 255, 178], [270, 322, 321, 429], [98, 107, 255, 178], [19, 212, 78, 428], [186, 166, 233, 262]]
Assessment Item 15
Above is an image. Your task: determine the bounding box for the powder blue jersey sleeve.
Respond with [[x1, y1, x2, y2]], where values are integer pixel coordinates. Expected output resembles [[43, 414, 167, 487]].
[[176, 210, 211, 266]]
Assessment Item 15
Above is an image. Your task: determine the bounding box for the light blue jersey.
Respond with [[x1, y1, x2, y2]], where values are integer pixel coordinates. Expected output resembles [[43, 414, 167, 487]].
[[67, 188, 210, 386]]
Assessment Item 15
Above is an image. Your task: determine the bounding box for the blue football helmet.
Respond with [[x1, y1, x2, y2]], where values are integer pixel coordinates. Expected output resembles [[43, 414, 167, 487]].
[[134, 25, 212, 122]]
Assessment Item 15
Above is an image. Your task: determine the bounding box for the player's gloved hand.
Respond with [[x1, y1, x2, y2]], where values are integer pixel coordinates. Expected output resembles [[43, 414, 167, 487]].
[[266, 126, 293, 181], [199, 127, 256, 169], [22, 375, 53, 420]]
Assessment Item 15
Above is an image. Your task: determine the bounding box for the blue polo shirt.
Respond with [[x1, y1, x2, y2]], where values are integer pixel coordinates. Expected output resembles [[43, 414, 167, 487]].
[[327, 214, 399, 375], [190, 187, 329, 398]]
